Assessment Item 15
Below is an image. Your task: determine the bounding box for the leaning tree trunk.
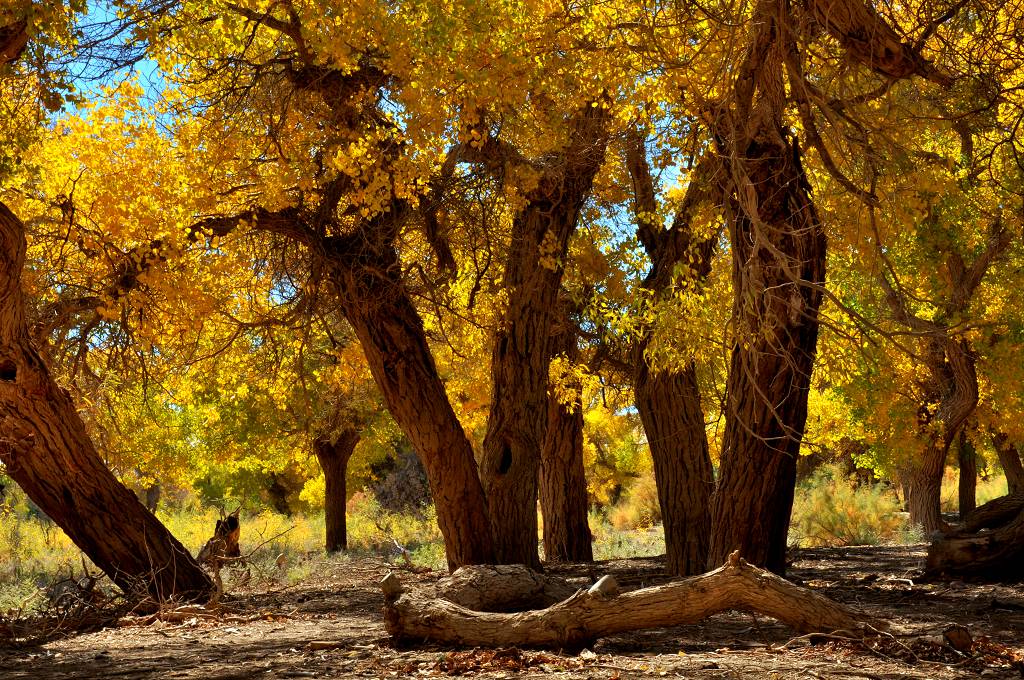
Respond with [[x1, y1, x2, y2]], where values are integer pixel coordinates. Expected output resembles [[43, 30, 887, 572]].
[[707, 1, 827, 575], [480, 106, 609, 566], [327, 234, 494, 570], [0, 203, 213, 601], [314, 427, 360, 553], [993, 432, 1024, 496], [957, 429, 976, 519], [539, 312, 592, 563], [626, 133, 715, 577]]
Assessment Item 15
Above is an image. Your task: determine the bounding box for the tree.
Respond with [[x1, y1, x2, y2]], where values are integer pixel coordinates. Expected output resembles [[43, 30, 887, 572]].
[[0, 5, 212, 600]]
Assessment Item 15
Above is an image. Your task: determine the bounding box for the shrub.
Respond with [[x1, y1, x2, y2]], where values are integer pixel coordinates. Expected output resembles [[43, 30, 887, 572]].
[[789, 463, 912, 547], [606, 474, 661, 531]]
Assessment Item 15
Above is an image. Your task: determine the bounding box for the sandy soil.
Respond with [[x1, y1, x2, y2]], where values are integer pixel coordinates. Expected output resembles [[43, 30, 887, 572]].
[[1, 545, 1022, 679]]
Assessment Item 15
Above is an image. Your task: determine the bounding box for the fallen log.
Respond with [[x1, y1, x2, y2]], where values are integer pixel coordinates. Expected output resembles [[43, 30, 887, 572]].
[[381, 551, 883, 647], [926, 506, 1024, 581], [956, 493, 1024, 535], [437, 564, 580, 611]]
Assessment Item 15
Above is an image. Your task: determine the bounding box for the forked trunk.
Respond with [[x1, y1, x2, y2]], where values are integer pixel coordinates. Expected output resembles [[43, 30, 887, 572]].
[[0, 203, 213, 601], [625, 131, 716, 577], [480, 106, 609, 566], [634, 351, 712, 576], [539, 316, 592, 563], [327, 236, 494, 569], [314, 428, 360, 553]]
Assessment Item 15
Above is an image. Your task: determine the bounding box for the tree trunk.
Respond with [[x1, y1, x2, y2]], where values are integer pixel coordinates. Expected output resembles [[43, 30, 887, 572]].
[[539, 313, 592, 563], [625, 133, 715, 577], [957, 429, 976, 519], [907, 440, 947, 534], [993, 432, 1024, 495], [480, 106, 609, 566], [957, 492, 1024, 534], [381, 551, 883, 647], [0, 202, 213, 601], [326, 234, 495, 570], [635, 353, 713, 576], [926, 507, 1024, 581], [707, 1, 827, 574], [314, 428, 360, 553]]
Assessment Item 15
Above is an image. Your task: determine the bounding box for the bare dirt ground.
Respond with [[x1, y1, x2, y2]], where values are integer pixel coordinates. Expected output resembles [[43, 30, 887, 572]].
[[1, 545, 1022, 679]]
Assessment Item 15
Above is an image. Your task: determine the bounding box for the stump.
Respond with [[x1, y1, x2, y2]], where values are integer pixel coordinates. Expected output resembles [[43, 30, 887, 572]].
[[381, 551, 884, 647]]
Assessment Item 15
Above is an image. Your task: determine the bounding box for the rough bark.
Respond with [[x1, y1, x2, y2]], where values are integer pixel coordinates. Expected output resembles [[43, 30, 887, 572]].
[[326, 231, 494, 570], [957, 493, 1024, 534], [708, 0, 827, 575], [957, 430, 977, 519], [539, 309, 592, 563], [993, 433, 1024, 496], [314, 428, 360, 553], [480, 106, 609, 566], [907, 442, 949, 535], [437, 564, 579, 612], [381, 551, 883, 647], [926, 507, 1024, 581], [0, 202, 213, 601], [626, 135, 716, 577], [904, 338, 978, 534]]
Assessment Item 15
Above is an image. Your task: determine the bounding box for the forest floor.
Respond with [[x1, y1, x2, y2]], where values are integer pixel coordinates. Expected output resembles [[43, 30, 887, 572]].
[[0, 544, 1022, 680]]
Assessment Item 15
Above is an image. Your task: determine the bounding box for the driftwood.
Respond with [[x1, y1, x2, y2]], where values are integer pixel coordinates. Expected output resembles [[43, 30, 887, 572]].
[[926, 500, 1024, 581], [381, 552, 883, 647]]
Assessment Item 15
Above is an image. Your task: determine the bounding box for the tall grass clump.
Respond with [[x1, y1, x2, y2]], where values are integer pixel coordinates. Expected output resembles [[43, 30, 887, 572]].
[[790, 463, 915, 547]]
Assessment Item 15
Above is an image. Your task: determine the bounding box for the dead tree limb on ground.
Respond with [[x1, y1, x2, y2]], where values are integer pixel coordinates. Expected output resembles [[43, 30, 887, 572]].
[[381, 551, 884, 647], [926, 495, 1024, 581]]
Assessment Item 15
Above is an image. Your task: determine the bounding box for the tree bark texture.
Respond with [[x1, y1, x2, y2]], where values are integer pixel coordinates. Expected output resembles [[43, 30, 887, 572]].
[[0, 203, 213, 601], [993, 433, 1024, 496], [957, 430, 976, 519], [539, 309, 592, 563], [326, 234, 494, 569], [708, 0, 827, 575], [905, 338, 978, 534], [956, 493, 1024, 534], [626, 134, 715, 577], [480, 106, 609, 566], [381, 551, 882, 647], [926, 506, 1024, 581], [314, 428, 360, 553]]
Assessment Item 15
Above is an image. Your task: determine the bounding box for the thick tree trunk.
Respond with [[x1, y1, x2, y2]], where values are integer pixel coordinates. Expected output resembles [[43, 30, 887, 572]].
[[314, 428, 360, 553], [957, 430, 976, 519], [635, 352, 713, 576], [926, 507, 1024, 581], [907, 449, 946, 535], [708, 19, 827, 573], [381, 551, 882, 647], [327, 236, 494, 570], [993, 433, 1024, 495], [539, 316, 592, 562], [0, 203, 213, 601], [480, 107, 608, 566]]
